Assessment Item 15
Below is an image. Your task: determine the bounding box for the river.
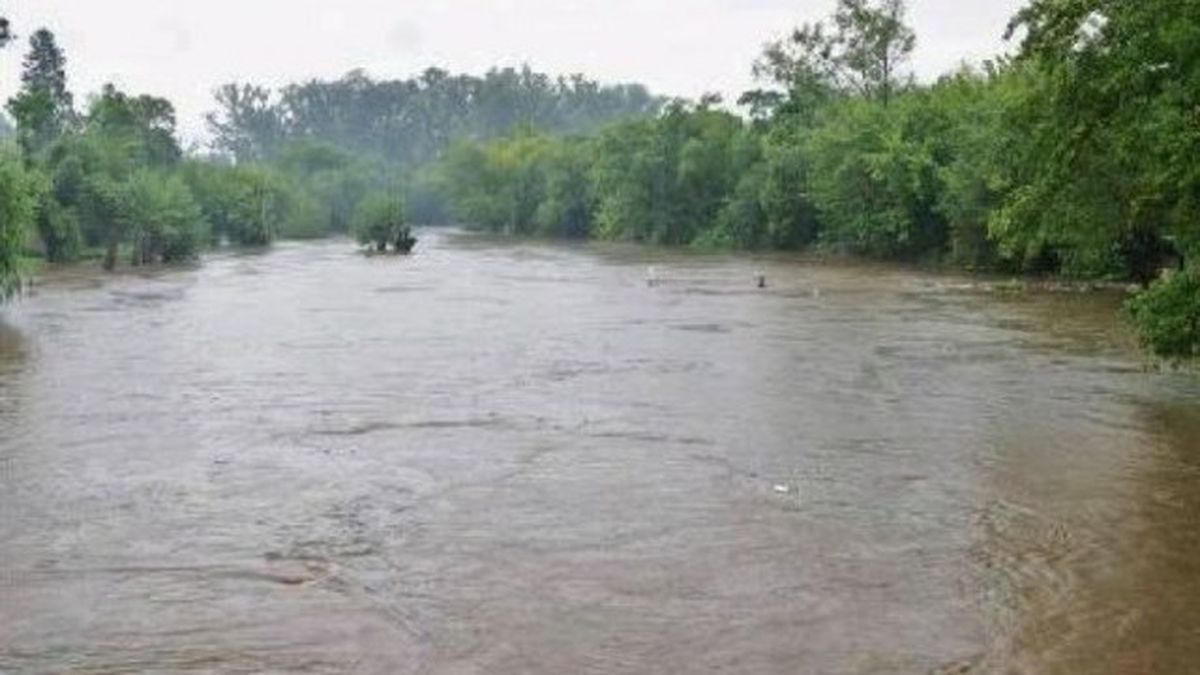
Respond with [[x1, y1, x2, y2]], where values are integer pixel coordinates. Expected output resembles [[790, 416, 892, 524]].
[[1, 230, 1198, 673]]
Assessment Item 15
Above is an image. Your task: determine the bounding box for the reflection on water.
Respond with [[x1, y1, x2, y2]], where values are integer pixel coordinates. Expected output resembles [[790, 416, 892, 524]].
[[0, 319, 24, 364], [0, 320, 27, 422], [1, 231, 1198, 673]]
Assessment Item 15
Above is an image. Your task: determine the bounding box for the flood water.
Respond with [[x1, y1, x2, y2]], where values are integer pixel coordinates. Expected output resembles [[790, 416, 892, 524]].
[[2, 230, 1199, 673]]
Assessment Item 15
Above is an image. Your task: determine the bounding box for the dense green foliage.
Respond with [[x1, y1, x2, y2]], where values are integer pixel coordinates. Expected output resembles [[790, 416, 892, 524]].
[[0, 27, 436, 277], [0, 13, 36, 299], [198, 67, 664, 241], [33, 81, 203, 268], [1004, 0, 1200, 357], [430, 0, 1199, 358], [1127, 270, 1200, 360], [123, 170, 207, 265], [435, 0, 958, 256], [0, 148, 37, 299], [0, 18, 665, 294]]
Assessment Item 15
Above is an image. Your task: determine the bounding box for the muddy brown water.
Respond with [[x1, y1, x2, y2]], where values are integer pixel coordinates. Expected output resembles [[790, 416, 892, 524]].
[[1, 230, 1199, 673]]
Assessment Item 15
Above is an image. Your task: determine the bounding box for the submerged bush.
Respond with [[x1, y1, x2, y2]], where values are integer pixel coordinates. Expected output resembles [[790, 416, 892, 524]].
[[123, 170, 208, 264], [354, 193, 412, 252], [1127, 269, 1200, 360]]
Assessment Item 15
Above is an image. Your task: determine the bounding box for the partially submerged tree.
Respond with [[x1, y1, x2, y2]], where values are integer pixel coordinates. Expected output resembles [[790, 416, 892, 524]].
[[123, 170, 207, 265], [1127, 269, 1200, 361], [355, 192, 415, 253]]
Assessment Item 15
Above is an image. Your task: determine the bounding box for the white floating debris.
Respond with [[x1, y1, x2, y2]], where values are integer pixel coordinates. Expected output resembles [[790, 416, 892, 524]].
[[773, 484, 791, 495]]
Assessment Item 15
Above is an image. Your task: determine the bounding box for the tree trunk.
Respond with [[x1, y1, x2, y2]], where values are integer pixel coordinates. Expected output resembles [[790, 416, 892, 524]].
[[103, 237, 118, 271]]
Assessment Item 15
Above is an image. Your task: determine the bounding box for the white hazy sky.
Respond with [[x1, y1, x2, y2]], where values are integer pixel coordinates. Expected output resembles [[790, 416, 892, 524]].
[[0, 0, 1025, 143]]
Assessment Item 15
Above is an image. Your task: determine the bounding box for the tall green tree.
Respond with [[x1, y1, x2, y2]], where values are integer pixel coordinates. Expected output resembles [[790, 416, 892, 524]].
[[87, 84, 182, 167], [6, 29, 74, 159], [833, 0, 916, 106], [928, 66, 1018, 269], [743, 0, 916, 118], [757, 120, 823, 248], [206, 84, 284, 163], [803, 94, 946, 258], [534, 139, 596, 238]]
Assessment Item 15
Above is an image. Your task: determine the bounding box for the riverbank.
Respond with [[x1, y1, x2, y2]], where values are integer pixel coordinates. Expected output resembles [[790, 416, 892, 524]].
[[15, 227, 1196, 374]]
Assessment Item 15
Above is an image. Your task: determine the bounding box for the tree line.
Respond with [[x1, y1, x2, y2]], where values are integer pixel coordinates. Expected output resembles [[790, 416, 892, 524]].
[[431, 0, 1200, 359], [206, 67, 662, 166], [0, 21, 662, 295], [1, 0, 1197, 359], [0, 26, 373, 274]]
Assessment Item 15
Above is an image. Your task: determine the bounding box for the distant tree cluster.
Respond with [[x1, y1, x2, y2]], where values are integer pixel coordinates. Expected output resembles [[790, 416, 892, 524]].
[[0, 24, 662, 288], [206, 67, 663, 166]]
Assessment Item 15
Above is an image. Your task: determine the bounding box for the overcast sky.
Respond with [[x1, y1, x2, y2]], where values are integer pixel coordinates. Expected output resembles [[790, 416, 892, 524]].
[[0, 0, 1025, 143]]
